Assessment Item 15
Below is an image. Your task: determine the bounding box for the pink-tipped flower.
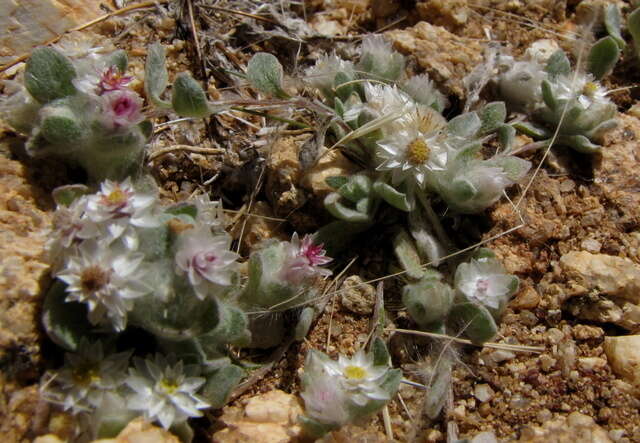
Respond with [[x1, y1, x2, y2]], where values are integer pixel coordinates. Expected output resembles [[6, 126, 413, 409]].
[[98, 66, 133, 95], [101, 89, 144, 130], [175, 228, 239, 299], [280, 233, 332, 285]]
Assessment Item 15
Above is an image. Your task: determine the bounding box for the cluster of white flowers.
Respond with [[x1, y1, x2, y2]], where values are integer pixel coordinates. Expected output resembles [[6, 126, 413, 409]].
[[42, 346, 210, 431], [49, 179, 161, 331]]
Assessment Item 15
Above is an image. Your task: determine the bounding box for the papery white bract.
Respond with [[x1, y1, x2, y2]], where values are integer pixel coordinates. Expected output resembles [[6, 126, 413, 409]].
[[56, 240, 151, 331], [305, 53, 355, 94], [402, 74, 449, 111], [279, 233, 332, 285], [175, 228, 239, 299], [498, 60, 546, 112], [40, 340, 130, 415], [455, 258, 515, 310], [193, 194, 225, 230], [301, 371, 350, 427], [125, 354, 209, 430]]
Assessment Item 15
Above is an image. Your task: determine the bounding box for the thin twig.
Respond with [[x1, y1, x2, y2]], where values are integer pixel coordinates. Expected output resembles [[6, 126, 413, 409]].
[[199, 4, 278, 25], [0, 0, 170, 74], [390, 328, 545, 353], [186, 0, 204, 69], [382, 406, 394, 440], [148, 145, 225, 161]]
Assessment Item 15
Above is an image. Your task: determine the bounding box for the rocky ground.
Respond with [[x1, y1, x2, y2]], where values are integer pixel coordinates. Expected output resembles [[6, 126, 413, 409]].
[[2, 0, 640, 442]]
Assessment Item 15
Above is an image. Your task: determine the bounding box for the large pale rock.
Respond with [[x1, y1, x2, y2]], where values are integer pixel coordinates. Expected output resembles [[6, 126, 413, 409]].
[[559, 251, 640, 303], [518, 411, 612, 442], [300, 150, 358, 199], [265, 136, 308, 216], [0, 156, 51, 373], [604, 335, 640, 387], [386, 21, 483, 98], [213, 390, 303, 443], [0, 0, 104, 64], [92, 417, 180, 443]]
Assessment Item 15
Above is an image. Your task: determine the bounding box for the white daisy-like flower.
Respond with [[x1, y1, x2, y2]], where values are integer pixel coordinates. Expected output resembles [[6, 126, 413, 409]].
[[376, 108, 449, 188], [125, 354, 210, 430], [455, 258, 515, 310], [279, 233, 332, 286], [175, 228, 239, 299], [85, 178, 159, 249], [552, 73, 610, 109], [308, 350, 389, 407], [56, 240, 152, 331], [305, 53, 355, 94], [40, 340, 130, 415], [47, 196, 100, 266]]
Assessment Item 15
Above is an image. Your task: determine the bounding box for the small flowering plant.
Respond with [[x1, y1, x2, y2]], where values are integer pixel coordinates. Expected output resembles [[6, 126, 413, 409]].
[[299, 339, 401, 438], [238, 233, 333, 348], [401, 248, 518, 345], [40, 174, 337, 439], [0, 42, 222, 183], [499, 43, 619, 154]]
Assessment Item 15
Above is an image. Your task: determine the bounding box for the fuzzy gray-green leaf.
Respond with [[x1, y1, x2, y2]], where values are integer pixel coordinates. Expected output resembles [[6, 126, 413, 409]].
[[393, 229, 424, 280], [450, 302, 497, 345], [373, 181, 411, 211], [25, 47, 77, 103], [545, 50, 571, 79], [201, 364, 245, 409], [604, 4, 625, 48], [172, 73, 211, 118], [144, 43, 171, 108], [478, 102, 506, 135], [247, 52, 286, 98], [588, 36, 620, 80], [630, 8, 640, 59]]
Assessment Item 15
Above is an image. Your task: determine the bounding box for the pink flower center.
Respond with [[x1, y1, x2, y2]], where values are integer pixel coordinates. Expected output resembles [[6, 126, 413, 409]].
[[112, 96, 136, 117], [98, 66, 132, 95], [299, 236, 331, 267], [100, 187, 132, 216], [192, 251, 217, 275], [476, 278, 490, 294]]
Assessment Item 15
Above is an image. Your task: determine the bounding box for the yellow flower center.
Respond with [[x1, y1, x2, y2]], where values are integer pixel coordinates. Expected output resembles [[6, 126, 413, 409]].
[[106, 188, 127, 205], [583, 82, 598, 97], [72, 366, 100, 386], [406, 138, 431, 165], [80, 266, 110, 294], [344, 365, 368, 380], [160, 378, 179, 394]]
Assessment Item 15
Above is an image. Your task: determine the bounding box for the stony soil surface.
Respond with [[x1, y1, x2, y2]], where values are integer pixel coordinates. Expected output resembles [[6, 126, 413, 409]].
[[2, 1, 640, 442]]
